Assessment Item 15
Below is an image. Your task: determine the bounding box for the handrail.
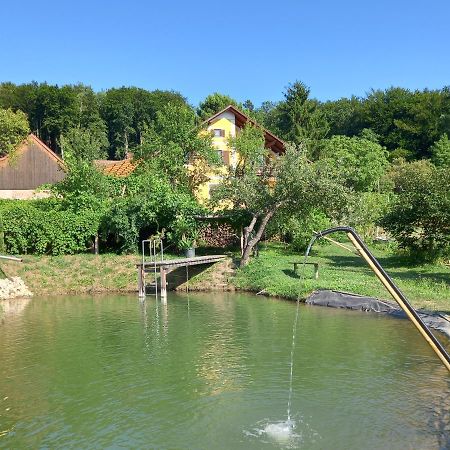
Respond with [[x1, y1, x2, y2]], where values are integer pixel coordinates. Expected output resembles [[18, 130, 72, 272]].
[[313, 226, 450, 373]]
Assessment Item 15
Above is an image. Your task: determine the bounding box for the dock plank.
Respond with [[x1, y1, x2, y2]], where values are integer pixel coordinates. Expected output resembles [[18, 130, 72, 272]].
[[137, 255, 227, 271]]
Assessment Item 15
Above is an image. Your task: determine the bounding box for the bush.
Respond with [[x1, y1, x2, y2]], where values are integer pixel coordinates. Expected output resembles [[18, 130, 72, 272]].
[[0, 211, 5, 253], [0, 200, 101, 255], [381, 161, 450, 260], [99, 171, 202, 253], [346, 192, 392, 240], [284, 210, 331, 252]]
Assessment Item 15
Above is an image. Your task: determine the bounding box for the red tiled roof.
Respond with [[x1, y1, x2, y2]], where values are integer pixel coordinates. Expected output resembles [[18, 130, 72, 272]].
[[94, 159, 139, 177]]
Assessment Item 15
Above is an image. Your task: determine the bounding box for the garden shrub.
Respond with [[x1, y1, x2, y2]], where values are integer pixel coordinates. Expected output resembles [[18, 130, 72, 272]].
[[346, 192, 392, 240], [284, 210, 332, 252], [380, 161, 450, 261], [0, 200, 101, 255]]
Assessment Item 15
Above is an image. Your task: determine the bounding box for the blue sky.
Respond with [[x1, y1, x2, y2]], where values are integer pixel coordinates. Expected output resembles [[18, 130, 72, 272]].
[[1, 0, 449, 106]]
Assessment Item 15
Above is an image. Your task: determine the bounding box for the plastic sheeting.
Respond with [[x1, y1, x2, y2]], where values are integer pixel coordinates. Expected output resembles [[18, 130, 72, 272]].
[[306, 289, 450, 338]]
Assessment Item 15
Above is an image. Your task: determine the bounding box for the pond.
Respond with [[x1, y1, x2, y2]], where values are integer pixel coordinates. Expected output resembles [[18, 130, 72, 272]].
[[0, 293, 449, 449]]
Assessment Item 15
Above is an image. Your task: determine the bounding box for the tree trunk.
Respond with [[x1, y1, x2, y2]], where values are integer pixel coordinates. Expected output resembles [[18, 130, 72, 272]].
[[242, 215, 258, 255], [124, 131, 129, 155], [240, 210, 275, 267]]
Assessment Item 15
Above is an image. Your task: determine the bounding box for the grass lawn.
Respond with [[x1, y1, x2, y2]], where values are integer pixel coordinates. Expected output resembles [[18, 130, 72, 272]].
[[234, 242, 450, 312], [0, 250, 187, 296], [1, 242, 449, 313], [1, 254, 139, 295]]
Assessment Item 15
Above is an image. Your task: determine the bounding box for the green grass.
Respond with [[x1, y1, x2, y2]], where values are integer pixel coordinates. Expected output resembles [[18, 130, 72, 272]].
[[0, 250, 190, 296], [234, 242, 450, 312], [1, 253, 140, 296], [1, 243, 449, 312]]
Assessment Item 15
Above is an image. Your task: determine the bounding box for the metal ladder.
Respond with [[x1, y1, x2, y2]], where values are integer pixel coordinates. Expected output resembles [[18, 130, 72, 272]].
[[141, 238, 164, 297]]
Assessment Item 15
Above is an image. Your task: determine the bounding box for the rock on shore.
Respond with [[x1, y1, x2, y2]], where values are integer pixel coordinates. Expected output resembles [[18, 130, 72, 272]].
[[0, 277, 33, 300]]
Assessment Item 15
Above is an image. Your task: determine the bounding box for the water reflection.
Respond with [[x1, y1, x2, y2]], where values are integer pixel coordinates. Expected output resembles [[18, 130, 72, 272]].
[[0, 293, 449, 449], [0, 297, 31, 322]]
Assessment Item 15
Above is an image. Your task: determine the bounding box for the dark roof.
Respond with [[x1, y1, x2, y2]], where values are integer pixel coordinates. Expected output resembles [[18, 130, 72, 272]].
[[203, 105, 286, 155]]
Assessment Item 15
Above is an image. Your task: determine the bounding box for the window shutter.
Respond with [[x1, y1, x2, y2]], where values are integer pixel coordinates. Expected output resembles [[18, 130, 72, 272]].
[[221, 129, 225, 137], [223, 150, 230, 166]]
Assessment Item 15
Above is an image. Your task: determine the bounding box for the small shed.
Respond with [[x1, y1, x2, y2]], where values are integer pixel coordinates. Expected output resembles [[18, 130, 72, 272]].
[[0, 134, 65, 199]]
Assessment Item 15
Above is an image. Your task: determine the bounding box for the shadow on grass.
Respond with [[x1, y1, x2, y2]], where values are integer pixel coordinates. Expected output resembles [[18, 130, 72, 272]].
[[325, 254, 450, 287], [282, 268, 318, 280], [282, 269, 300, 279]]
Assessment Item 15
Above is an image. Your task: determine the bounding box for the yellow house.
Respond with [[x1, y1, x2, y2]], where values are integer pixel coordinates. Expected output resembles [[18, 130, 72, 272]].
[[195, 105, 286, 202]]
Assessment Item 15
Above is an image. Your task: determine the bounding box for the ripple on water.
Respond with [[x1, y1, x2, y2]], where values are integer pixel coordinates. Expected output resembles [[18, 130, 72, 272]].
[[244, 414, 320, 449]]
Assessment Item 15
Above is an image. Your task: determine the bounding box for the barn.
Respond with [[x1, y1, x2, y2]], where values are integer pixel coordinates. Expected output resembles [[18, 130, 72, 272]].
[[0, 134, 65, 199]]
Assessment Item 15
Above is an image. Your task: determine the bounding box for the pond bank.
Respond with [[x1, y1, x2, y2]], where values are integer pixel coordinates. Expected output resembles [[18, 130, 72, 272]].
[[1, 243, 449, 313], [0, 276, 33, 300], [234, 242, 450, 313], [1, 254, 138, 296], [306, 289, 450, 339]]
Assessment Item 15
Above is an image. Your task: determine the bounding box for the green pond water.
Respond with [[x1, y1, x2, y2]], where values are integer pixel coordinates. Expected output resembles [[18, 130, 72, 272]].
[[0, 293, 449, 449]]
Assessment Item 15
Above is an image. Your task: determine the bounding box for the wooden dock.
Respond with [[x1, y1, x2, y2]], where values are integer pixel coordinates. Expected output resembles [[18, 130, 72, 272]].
[[137, 254, 226, 299]]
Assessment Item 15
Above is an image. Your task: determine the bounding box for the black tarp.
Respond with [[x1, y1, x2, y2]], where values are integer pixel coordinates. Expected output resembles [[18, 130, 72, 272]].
[[305, 289, 450, 338]]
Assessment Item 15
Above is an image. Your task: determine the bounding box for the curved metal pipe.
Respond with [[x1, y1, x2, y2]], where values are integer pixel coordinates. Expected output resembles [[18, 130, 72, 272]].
[[313, 226, 450, 373]]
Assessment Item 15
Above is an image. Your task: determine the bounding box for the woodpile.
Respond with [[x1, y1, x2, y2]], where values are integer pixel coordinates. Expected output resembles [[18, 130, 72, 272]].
[[199, 222, 239, 248]]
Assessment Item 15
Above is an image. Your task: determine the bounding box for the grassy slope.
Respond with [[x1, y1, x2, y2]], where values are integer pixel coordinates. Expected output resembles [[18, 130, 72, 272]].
[[1, 254, 139, 295], [234, 242, 450, 312], [0, 251, 187, 296], [1, 243, 448, 312]]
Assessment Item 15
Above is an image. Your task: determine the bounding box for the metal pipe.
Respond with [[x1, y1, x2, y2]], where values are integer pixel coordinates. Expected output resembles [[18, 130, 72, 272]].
[[0, 255, 22, 262], [314, 226, 450, 373]]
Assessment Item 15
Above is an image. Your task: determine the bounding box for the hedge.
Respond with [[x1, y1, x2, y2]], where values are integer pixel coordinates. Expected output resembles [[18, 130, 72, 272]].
[[0, 200, 101, 255]]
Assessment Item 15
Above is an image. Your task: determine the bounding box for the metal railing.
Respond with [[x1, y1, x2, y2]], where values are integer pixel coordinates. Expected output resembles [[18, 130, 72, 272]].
[[141, 239, 164, 297]]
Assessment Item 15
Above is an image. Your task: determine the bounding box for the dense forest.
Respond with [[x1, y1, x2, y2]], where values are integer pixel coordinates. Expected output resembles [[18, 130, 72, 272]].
[[1, 81, 449, 161]]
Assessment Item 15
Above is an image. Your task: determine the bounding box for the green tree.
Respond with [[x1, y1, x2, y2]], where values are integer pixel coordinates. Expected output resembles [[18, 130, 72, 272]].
[[252, 100, 283, 135], [320, 96, 365, 137], [0, 108, 30, 157], [99, 87, 135, 158], [100, 87, 187, 158], [430, 133, 450, 167], [0, 82, 105, 153], [362, 87, 450, 159], [59, 126, 108, 161], [381, 161, 450, 260], [197, 92, 240, 120], [138, 103, 217, 189], [242, 99, 255, 112], [275, 81, 329, 155], [319, 135, 389, 192], [214, 124, 348, 266]]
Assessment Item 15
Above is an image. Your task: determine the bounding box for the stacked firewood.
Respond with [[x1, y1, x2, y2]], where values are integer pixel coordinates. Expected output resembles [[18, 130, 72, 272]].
[[199, 222, 239, 248]]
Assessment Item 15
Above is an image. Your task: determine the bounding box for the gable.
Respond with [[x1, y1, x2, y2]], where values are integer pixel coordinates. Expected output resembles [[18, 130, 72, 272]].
[[204, 105, 285, 155], [0, 135, 65, 190]]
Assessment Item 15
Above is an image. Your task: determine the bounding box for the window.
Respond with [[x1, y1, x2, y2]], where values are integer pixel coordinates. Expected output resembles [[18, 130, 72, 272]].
[[212, 129, 225, 137]]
